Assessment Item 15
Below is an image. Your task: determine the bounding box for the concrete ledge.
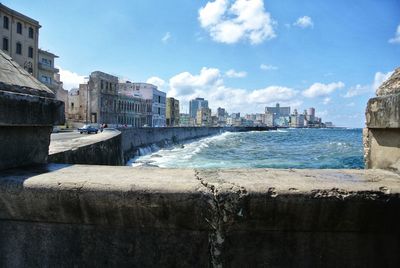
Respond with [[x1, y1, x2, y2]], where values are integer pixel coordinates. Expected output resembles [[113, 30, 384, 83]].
[[0, 90, 64, 126], [48, 130, 123, 165], [366, 93, 400, 128], [0, 166, 400, 266]]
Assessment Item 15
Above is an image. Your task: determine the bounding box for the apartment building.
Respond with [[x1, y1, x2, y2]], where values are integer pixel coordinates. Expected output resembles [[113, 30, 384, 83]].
[[166, 97, 180, 127], [0, 3, 40, 77]]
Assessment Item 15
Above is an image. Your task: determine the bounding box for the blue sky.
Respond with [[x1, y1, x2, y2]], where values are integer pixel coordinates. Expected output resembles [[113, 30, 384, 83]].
[[4, 0, 400, 127]]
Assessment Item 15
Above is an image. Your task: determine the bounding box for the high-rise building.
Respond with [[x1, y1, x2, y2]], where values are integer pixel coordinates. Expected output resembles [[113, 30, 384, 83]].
[[166, 97, 180, 127], [0, 3, 40, 77], [189, 97, 208, 119], [265, 103, 291, 117]]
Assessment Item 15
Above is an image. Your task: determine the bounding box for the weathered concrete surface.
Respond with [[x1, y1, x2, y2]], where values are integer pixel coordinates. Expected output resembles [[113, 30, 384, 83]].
[[48, 129, 123, 165], [366, 94, 400, 128], [364, 66, 400, 170], [0, 166, 399, 267], [0, 50, 64, 170], [376, 67, 400, 96]]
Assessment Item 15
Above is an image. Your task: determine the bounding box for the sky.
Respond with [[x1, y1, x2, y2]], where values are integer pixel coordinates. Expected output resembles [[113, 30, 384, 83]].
[[4, 0, 400, 127]]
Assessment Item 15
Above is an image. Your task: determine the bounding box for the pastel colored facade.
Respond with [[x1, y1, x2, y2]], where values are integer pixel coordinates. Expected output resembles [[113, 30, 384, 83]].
[[196, 107, 212, 126], [130, 82, 166, 127], [0, 3, 40, 77], [166, 97, 180, 127], [179, 113, 195, 127]]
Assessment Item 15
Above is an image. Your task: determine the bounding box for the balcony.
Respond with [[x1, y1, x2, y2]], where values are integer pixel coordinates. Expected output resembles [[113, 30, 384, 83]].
[[38, 62, 59, 73]]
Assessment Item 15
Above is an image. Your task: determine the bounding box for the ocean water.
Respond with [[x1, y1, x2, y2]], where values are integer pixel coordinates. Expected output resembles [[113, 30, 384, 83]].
[[128, 128, 364, 169]]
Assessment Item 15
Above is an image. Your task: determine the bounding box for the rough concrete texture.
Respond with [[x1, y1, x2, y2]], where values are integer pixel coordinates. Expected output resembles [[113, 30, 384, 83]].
[[364, 128, 400, 170], [0, 166, 400, 267], [0, 50, 54, 98], [376, 67, 400, 96], [48, 130, 123, 165], [366, 93, 400, 128], [0, 126, 52, 170], [0, 49, 64, 170], [0, 90, 65, 126]]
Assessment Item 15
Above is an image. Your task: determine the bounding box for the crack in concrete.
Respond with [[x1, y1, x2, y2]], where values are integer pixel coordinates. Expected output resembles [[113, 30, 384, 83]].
[[194, 169, 248, 268]]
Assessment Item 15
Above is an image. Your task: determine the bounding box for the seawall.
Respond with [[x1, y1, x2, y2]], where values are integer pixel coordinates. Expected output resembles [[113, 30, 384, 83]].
[[0, 165, 399, 267], [48, 130, 123, 165], [119, 127, 223, 163]]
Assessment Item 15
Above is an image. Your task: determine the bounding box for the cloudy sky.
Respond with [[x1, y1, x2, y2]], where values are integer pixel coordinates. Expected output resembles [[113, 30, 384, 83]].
[[5, 0, 400, 127]]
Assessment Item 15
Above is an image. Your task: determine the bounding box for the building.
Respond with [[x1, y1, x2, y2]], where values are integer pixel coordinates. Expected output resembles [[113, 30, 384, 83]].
[[290, 109, 305, 128], [265, 103, 291, 117], [0, 3, 40, 77], [189, 97, 208, 119], [121, 82, 166, 127], [216, 107, 227, 126], [37, 49, 59, 92], [86, 71, 119, 124], [166, 97, 180, 127], [179, 113, 195, 127], [196, 107, 212, 126], [116, 94, 147, 127]]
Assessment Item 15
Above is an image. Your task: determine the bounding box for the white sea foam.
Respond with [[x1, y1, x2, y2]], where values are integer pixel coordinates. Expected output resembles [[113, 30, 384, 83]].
[[128, 131, 235, 167]]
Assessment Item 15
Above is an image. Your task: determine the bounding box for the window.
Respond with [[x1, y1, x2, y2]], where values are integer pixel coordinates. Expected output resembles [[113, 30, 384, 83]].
[[28, 47, 33, 58], [17, 22, 22, 34], [29, 27, 34, 38], [2, 38, 8, 51], [16, 43, 22, 55], [101, 80, 104, 89], [3, 16, 9, 29], [41, 75, 52, 84]]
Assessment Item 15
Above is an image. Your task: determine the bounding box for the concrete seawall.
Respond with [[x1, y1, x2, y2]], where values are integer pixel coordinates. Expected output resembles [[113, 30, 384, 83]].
[[48, 130, 123, 165], [0, 165, 399, 267], [120, 127, 224, 163]]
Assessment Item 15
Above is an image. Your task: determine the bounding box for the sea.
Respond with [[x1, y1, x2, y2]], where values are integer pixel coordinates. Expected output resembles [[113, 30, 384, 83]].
[[128, 128, 364, 169]]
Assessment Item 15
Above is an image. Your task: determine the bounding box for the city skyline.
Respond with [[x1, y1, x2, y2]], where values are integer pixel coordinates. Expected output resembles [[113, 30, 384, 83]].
[[3, 0, 400, 127]]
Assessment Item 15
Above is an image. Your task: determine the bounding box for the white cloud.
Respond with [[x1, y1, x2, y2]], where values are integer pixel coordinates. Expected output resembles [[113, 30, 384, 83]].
[[373, 71, 393, 91], [260, 64, 278, 71], [198, 0, 276, 44], [58, 67, 86, 90], [343, 84, 370, 98], [146, 76, 166, 90], [316, 110, 328, 117], [225, 69, 247, 78], [167, 67, 298, 114], [389, 24, 400, 44], [161, 32, 171, 43], [302, 81, 345, 98], [293, 16, 313, 29], [322, 97, 331, 105], [342, 70, 393, 98]]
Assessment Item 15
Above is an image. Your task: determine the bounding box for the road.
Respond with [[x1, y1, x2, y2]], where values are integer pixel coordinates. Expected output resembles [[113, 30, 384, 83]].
[[50, 131, 97, 141]]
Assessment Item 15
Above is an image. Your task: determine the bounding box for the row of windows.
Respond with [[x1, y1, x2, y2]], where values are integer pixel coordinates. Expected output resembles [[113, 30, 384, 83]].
[[118, 100, 146, 113], [2, 38, 33, 57], [100, 80, 117, 91], [117, 115, 145, 127], [2, 16, 34, 38]]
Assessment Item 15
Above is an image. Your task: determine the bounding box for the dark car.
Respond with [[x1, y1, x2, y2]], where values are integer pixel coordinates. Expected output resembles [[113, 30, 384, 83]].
[[78, 125, 98, 134]]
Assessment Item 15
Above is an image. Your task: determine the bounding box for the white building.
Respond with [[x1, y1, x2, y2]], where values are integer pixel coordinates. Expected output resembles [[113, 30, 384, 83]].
[[119, 82, 166, 127]]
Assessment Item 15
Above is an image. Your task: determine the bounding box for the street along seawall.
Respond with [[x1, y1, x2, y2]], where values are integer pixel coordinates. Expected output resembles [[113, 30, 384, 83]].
[[48, 126, 274, 165]]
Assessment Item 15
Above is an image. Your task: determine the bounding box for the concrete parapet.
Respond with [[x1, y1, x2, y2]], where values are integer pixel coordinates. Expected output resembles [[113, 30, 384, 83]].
[[48, 129, 123, 165], [0, 166, 399, 267], [364, 67, 400, 170], [0, 50, 64, 170]]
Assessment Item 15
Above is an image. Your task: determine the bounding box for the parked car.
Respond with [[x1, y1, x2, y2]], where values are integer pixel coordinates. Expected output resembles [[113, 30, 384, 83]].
[[78, 125, 98, 134]]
